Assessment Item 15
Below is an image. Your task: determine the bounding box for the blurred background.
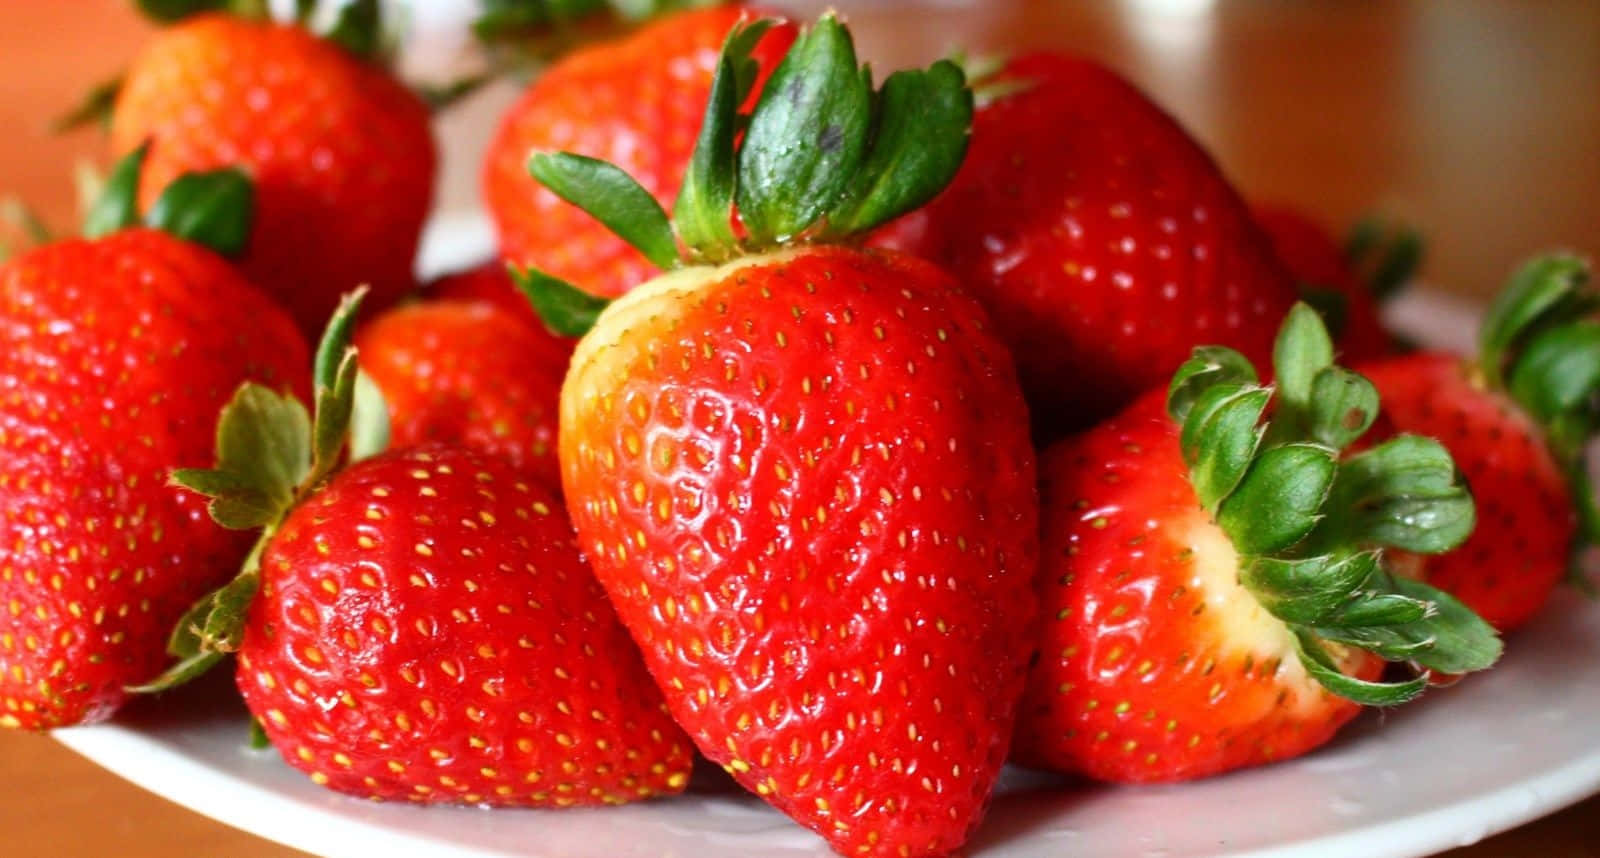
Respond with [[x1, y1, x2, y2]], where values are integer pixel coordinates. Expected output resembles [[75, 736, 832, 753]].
[[2, 0, 1596, 299], [0, 2, 1597, 856]]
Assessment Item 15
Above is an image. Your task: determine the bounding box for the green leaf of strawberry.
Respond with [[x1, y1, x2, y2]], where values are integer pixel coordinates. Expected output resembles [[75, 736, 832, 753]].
[[143, 167, 254, 256], [83, 144, 148, 239], [528, 152, 679, 270]]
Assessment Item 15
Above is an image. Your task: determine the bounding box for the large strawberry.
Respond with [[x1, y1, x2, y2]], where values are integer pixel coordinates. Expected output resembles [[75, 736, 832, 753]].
[[0, 150, 307, 729], [519, 16, 1035, 857], [108, 0, 436, 336], [138, 294, 693, 806], [1359, 255, 1597, 632], [483, 4, 794, 298], [1015, 304, 1500, 783], [872, 54, 1300, 435], [355, 295, 571, 492]]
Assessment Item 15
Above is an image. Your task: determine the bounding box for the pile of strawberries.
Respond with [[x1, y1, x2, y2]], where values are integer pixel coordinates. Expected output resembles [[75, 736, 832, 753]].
[[3, 3, 1594, 857]]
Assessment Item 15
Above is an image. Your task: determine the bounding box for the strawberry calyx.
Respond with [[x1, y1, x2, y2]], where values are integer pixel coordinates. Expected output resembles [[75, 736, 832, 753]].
[[133, 0, 389, 62], [1475, 254, 1600, 562], [83, 143, 255, 256], [511, 11, 973, 337], [128, 290, 390, 693], [1344, 213, 1423, 303], [1169, 303, 1501, 705]]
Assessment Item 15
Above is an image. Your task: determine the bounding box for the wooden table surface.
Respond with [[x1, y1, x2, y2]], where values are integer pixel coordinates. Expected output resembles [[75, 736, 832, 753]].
[[1, 2, 1597, 856]]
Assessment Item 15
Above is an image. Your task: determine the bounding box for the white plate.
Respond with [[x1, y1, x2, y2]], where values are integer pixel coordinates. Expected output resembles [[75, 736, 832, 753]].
[[55, 215, 1600, 858]]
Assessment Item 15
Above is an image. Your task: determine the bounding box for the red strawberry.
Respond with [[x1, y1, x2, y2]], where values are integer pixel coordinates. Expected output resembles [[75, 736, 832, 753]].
[[1016, 305, 1500, 783], [524, 17, 1036, 856], [143, 294, 694, 806], [872, 54, 1299, 435], [421, 261, 548, 332], [483, 4, 794, 298], [110, 4, 436, 336], [1358, 255, 1595, 632], [0, 158, 307, 729], [356, 297, 571, 492], [1254, 204, 1393, 362]]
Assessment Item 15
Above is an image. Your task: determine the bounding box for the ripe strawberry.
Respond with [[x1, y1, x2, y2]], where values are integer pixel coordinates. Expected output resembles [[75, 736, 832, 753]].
[[0, 154, 307, 729], [356, 296, 571, 492], [109, 2, 436, 336], [1254, 204, 1394, 362], [523, 17, 1036, 856], [482, 4, 794, 298], [143, 294, 693, 806], [420, 261, 547, 332], [1358, 255, 1596, 632], [872, 54, 1299, 435], [1015, 305, 1500, 783]]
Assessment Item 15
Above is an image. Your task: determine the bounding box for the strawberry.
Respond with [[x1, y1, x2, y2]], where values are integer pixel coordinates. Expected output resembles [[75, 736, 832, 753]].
[[139, 294, 693, 806], [420, 261, 547, 332], [482, 4, 794, 298], [1359, 255, 1596, 632], [355, 296, 570, 492], [519, 16, 1036, 857], [871, 54, 1300, 436], [108, 0, 436, 336], [1015, 304, 1501, 783], [0, 151, 307, 729], [1253, 204, 1396, 362]]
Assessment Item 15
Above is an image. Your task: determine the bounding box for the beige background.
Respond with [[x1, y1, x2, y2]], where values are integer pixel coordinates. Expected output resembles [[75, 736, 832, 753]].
[[1, 1, 1598, 856]]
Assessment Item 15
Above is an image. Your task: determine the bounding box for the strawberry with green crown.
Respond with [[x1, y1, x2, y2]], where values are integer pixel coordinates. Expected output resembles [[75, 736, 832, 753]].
[[0, 149, 307, 729], [1016, 304, 1501, 783], [136, 292, 696, 806], [105, 0, 436, 337], [518, 15, 1037, 858], [1360, 254, 1598, 632]]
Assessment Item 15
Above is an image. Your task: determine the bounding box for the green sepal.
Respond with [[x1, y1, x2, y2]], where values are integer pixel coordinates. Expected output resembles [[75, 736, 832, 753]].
[[1167, 345, 1258, 425], [52, 76, 123, 134], [1306, 366, 1379, 449], [83, 144, 148, 239], [326, 0, 384, 61], [1345, 214, 1422, 302], [510, 264, 611, 337], [1241, 551, 1381, 626], [1272, 302, 1336, 416], [1478, 254, 1593, 389], [822, 59, 972, 237], [1312, 576, 1502, 675], [126, 651, 225, 694], [1291, 628, 1427, 707], [248, 716, 272, 749], [473, 0, 610, 40], [736, 13, 870, 244], [143, 167, 254, 256], [1, 199, 54, 246], [170, 384, 313, 531], [1506, 320, 1600, 459], [1177, 383, 1269, 513], [350, 369, 392, 463], [529, 152, 679, 271], [308, 289, 368, 486], [673, 17, 777, 261], [1298, 286, 1349, 341], [1328, 434, 1476, 554], [135, 0, 228, 23], [1217, 443, 1337, 556]]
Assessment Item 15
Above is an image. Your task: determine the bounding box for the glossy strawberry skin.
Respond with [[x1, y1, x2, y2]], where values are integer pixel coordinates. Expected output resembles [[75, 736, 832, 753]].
[[356, 300, 571, 492], [421, 262, 549, 333], [1360, 352, 1573, 632], [1017, 391, 1379, 783], [1254, 205, 1392, 363], [561, 247, 1039, 857], [111, 14, 436, 337], [237, 445, 694, 806], [873, 55, 1298, 435], [0, 229, 307, 729], [483, 6, 794, 298]]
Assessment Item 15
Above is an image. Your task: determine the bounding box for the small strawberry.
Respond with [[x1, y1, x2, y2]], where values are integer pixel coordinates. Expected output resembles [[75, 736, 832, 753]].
[[1254, 204, 1398, 362], [520, 16, 1036, 857], [872, 54, 1300, 436], [482, 4, 795, 298], [0, 150, 307, 729], [355, 296, 571, 492], [1359, 254, 1597, 632], [1015, 304, 1500, 783], [139, 294, 694, 806], [108, 0, 436, 336]]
